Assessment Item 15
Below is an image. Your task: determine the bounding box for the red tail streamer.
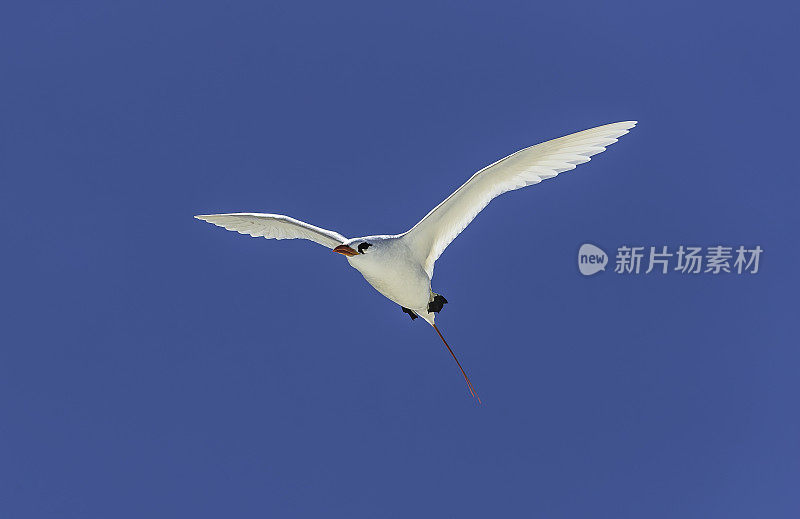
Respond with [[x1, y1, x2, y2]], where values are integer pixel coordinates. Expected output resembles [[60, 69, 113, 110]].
[[433, 324, 481, 404]]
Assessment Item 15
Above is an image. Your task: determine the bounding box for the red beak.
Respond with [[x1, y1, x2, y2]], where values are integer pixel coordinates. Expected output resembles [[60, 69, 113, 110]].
[[333, 245, 360, 257]]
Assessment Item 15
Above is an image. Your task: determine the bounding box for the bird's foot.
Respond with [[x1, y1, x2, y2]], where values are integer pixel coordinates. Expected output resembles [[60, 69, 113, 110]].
[[401, 307, 418, 320], [427, 293, 448, 313]]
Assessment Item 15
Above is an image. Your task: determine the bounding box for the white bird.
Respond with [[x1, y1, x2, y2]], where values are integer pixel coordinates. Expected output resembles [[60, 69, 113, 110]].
[[196, 121, 637, 402]]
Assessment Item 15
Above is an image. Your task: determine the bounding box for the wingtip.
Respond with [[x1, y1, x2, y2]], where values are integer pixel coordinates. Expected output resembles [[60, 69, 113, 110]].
[[588, 121, 637, 135], [602, 120, 637, 136]]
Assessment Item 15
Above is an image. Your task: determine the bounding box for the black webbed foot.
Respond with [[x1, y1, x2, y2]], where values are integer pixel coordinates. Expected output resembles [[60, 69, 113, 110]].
[[427, 294, 448, 313], [401, 307, 418, 320]]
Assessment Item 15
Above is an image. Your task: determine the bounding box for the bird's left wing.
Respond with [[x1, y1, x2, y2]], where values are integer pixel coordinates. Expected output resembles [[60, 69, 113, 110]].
[[402, 121, 636, 277], [195, 213, 348, 249]]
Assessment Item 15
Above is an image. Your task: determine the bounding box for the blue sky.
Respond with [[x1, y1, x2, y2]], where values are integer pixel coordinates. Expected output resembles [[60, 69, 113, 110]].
[[1, 1, 798, 517]]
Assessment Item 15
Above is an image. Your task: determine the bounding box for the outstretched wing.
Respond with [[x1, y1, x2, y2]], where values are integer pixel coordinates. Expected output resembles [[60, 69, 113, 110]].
[[195, 213, 348, 249], [402, 121, 637, 277]]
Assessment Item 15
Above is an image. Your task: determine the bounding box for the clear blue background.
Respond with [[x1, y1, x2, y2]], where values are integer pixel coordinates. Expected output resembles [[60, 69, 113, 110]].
[[2, 1, 798, 517]]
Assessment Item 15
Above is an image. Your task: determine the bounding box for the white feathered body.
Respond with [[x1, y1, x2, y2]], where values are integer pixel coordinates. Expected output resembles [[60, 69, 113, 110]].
[[344, 236, 434, 321]]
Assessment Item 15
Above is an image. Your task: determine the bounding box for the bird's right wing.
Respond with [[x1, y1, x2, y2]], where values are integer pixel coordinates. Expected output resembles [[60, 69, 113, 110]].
[[195, 213, 348, 249], [402, 121, 636, 277]]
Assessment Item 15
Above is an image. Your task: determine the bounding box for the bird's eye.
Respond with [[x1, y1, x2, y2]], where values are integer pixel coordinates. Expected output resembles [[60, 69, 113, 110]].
[[358, 242, 373, 254]]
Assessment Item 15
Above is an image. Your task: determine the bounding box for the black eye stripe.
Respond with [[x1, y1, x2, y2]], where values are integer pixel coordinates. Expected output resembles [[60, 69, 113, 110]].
[[357, 242, 373, 254]]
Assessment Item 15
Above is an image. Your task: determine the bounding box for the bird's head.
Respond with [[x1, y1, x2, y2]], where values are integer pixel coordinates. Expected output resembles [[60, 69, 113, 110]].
[[332, 240, 373, 257]]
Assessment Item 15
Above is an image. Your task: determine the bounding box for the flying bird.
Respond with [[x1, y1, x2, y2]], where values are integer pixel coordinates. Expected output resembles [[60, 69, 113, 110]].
[[196, 121, 637, 402]]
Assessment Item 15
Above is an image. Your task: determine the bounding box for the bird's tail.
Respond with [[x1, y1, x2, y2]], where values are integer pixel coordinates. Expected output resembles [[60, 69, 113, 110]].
[[432, 324, 481, 404]]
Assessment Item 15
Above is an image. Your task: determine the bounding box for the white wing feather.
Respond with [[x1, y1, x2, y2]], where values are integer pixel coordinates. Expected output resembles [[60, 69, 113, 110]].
[[195, 213, 348, 249], [403, 121, 637, 277]]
